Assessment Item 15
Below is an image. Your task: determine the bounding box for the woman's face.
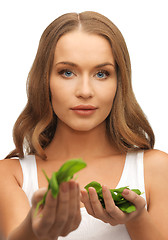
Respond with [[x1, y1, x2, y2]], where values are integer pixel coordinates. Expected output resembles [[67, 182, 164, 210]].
[[50, 30, 117, 132]]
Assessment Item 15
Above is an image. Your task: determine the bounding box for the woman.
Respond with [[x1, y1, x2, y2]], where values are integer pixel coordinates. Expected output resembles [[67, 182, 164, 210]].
[[0, 11, 168, 240]]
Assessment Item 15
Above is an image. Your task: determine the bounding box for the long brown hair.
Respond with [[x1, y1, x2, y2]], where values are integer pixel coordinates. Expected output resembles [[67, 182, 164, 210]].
[[6, 11, 155, 160]]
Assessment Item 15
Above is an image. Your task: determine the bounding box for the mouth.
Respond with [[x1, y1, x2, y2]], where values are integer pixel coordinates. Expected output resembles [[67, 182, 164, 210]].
[[70, 105, 98, 116], [71, 105, 97, 110]]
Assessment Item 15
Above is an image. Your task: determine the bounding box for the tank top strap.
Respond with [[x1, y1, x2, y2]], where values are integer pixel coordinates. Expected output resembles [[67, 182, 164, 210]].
[[117, 151, 146, 202], [19, 155, 39, 205], [136, 151, 145, 191]]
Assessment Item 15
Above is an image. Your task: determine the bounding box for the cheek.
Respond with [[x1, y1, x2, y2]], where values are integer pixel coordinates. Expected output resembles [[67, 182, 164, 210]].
[[100, 84, 117, 106], [50, 81, 70, 106], [99, 85, 117, 118]]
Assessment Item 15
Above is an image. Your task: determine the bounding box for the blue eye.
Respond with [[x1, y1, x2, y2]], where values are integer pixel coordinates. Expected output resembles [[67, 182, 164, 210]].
[[58, 69, 74, 78], [96, 71, 109, 79], [97, 72, 105, 78], [64, 70, 73, 77]]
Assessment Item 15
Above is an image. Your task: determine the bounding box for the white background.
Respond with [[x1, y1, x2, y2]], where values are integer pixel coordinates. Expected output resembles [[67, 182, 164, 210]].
[[0, 0, 167, 159]]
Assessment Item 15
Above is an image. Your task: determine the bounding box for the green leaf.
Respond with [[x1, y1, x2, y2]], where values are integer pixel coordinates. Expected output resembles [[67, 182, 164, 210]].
[[126, 205, 136, 213], [115, 199, 128, 205], [34, 199, 44, 217], [34, 158, 87, 218], [99, 196, 105, 208], [84, 181, 102, 192], [57, 158, 87, 184], [109, 190, 120, 202], [131, 189, 141, 195], [97, 188, 103, 197], [84, 182, 142, 214], [112, 186, 129, 193], [110, 190, 124, 202], [42, 169, 50, 183], [118, 202, 136, 213], [34, 190, 48, 217], [50, 172, 59, 198]]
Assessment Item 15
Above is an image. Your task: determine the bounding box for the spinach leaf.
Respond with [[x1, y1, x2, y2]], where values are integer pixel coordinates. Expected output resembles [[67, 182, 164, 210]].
[[84, 181, 102, 192], [112, 186, 129, 193], [34, 158, 86, 216], [50, 172, 59, 198], [118, 202, 136, 213], [84, 181, 142, 214], [131, 189, 141, 195], [56, 159, 86, 184]]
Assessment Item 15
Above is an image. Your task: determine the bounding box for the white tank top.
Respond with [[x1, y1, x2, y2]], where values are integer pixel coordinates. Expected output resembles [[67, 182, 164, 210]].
[[19, 151, 146, 240]]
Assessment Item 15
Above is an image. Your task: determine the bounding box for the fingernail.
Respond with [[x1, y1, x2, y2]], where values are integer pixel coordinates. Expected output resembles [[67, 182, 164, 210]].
[[122, 189, 129, 195], [81, 190, 87, 201], [61, 182, 69, 192], [102, 185, 108, 192], [69, 181, 76, 190], [80, 191, 84, 199], [81, 189, 86, 196]]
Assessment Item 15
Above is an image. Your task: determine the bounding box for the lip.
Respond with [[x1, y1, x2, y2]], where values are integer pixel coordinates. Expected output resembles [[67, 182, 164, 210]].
[[70, 105, 98, 116], [71, 105, 97, 110]]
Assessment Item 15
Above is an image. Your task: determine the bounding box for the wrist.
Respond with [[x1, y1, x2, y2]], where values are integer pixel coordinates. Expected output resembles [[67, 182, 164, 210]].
[[126, 208, 147, 226], [8, 210, 37, 240], [126, 209, 165, 240]]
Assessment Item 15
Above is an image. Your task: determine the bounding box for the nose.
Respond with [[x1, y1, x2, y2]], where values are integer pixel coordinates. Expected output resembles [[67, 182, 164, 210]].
[[75, 74, 94, 99]]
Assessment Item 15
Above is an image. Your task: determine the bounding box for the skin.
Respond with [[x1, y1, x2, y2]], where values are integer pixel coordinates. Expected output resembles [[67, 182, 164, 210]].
[[0, 30, 168, 240], [50, 30, 117, 133]]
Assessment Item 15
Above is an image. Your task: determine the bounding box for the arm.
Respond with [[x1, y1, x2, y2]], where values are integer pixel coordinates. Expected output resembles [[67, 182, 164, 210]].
[[8, 210, 38, 240], [0, 159, 81, 240], [81, 150, 168, 239], [125, 208, 165, 240], [0, 159, 33, 240], [125, 150, 168, 240]]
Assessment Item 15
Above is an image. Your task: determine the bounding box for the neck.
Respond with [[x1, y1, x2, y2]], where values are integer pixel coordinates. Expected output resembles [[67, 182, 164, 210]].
[[45, 121, 119, 161]]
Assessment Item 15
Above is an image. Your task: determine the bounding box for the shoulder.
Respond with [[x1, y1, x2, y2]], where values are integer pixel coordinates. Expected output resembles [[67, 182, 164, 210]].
[[143, 149, 168, 173], [143, 149, 168, 202], [0, 159, 31, 238], [0, 158, 23, 187]]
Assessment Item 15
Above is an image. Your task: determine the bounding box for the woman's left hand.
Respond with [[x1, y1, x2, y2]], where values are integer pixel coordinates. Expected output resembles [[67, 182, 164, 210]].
[[81, 186, 146, 226]]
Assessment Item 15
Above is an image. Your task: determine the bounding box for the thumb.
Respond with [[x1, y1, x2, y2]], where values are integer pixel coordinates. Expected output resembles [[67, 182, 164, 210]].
[[121, 189, 146, 209], [31, 188, 48, 206]]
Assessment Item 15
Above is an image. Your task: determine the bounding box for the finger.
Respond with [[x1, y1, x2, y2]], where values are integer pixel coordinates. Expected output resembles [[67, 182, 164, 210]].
[[32, 189, 58, 234], [61, 181, 81, 235], [80, 189, 95, 216], [69, 181, 81, 221], [65, 181, 78, 223], [54, 182, 70, 228], [102, 185, 125, 220], [88, 187, 107, 220], [122, 189, 146, 209], [31, 188, 48, 206], [76, 183, 80, 210], [42, 189, 58, 221], [70, 182, 81, 228]]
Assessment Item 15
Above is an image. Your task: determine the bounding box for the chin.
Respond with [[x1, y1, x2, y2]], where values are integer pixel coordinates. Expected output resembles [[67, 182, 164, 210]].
[[71, 125, 96, 132], [69, 121, 104, 133], [58, 118, 104, 132]]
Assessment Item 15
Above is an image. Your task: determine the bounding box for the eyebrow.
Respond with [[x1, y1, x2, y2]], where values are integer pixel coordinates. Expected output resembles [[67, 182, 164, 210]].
[[55, 61, 115, 68]]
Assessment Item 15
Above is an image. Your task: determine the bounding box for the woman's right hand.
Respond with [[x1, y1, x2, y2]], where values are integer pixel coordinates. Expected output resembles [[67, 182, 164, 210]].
[[31, 180, 81, 240]]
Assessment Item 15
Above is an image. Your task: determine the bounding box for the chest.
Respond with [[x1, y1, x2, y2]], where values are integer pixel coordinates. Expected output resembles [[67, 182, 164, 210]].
[[37, 155, 126, 191], [36, 156, 126, 208]]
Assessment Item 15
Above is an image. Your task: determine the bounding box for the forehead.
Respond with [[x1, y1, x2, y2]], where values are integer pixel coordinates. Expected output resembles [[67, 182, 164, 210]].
[[54, 30, 115, 65]]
